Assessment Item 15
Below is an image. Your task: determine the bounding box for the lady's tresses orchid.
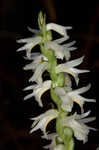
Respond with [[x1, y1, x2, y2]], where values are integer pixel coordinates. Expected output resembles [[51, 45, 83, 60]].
[[24, 80, 51, 107], [45, 40, 77, 60], [55, 84, 96, 112], [30, 109, 59, 136], [17, 12, 96, 150], [62, 111, 96, 143], [23, 53, 48, 70], [56, 56, 89, 85]]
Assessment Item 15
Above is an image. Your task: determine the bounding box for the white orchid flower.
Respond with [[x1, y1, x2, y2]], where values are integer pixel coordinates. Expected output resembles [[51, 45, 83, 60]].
[[54, 40, 77, 60], [68, 84, 96, 112], [17, 36, 42, 58], [56, 56, 89, 85], [62, 111, 96, 143], [24, 52, 48, 61], [24, 80, 51, 107], [24, 53, 48, 71], [29, 62, 48, 84], [55, 84, 96, 112], [46, 23, 72, 38], [45, 40, 76, 60], [30, 109, 59, 136]]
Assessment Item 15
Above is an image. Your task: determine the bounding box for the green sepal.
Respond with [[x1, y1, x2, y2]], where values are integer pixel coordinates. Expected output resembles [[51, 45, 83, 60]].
[[56, 72, 64, 87], [63, 127, 74, 150], [50, 86, 62, 111]]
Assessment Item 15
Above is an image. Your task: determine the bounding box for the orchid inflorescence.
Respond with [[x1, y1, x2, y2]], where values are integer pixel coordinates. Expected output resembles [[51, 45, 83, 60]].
[[17, 11, 96, 150]]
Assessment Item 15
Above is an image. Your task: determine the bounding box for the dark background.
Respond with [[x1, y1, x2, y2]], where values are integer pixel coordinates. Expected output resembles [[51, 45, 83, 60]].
[[0, 0, 99, 150]]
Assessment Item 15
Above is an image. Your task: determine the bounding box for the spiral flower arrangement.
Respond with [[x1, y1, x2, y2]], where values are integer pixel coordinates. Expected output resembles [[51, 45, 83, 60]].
[[17, 12, 96, 150]]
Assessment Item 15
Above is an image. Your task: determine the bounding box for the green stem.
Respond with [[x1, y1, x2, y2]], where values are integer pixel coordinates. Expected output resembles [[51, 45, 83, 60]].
[[38, 12, 74, 150], [56, 116, 74, 150]]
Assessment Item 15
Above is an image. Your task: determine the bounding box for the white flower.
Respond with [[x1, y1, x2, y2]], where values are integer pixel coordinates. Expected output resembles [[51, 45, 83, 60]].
[[45, 40, 76, 60], [28, 61, 48, 84], [62, 111, 96, 143], [55, 84, 96, 112], [56, 56, 89, 85], [24, 80, 51, 107], [17, 36, 42, 58], [30, 109, 59, 135], [68, 84, 96, 112], [24, 53, 48, 71], [46, 23, 72, 38], [23, 52, 48, 84], [54, 39, 77, 60]]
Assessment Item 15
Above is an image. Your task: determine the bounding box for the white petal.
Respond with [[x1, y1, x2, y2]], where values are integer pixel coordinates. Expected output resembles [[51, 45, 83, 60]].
[[54, 37, 68, 44], [64, 56, 84, 68], [23, 84, 36, 91], [81, 117, 96, 123], [63, 41, 76, 48], [70, 84, 91, 95], [27, 26, 39, 34], [23, 61, 38, 70], [46, 23, 72, 38], [56, 56, 84, 71], [34, 80, 52, 107], [24, 93, 34, 100], [17, 42, 34, 52], [71, 68, 90, 74], [17, 36, 41, 43]]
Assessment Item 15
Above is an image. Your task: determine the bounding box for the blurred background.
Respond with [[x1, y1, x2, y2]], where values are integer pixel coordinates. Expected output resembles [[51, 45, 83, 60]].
[[0, 0, 99, 150]]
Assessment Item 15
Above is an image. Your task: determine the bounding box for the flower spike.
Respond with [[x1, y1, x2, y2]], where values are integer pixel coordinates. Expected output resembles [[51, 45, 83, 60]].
[[17, 11, 96, 150]]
